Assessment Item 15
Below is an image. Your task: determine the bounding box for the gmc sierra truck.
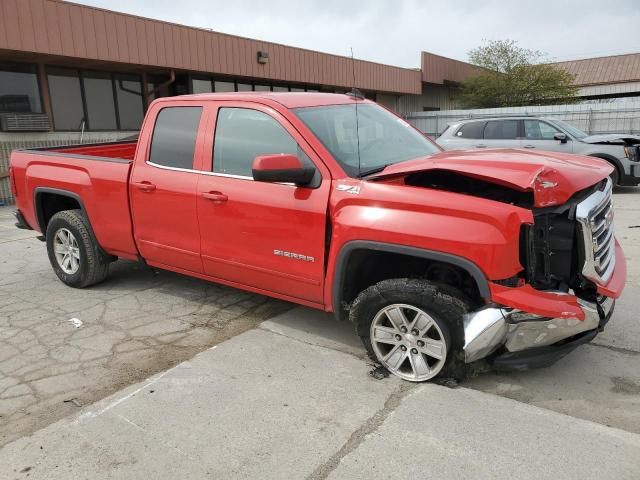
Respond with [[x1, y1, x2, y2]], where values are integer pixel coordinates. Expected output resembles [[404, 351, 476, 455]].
[[9, 93, 626, 382]]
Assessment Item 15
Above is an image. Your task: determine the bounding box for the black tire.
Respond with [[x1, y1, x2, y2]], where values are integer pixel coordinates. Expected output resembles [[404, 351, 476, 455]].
[[349, 278, 470, 382], [46, 209, 110, 288]]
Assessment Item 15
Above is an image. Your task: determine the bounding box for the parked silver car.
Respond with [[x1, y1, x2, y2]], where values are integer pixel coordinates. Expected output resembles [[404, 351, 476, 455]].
[[437, 117, 640, 186]]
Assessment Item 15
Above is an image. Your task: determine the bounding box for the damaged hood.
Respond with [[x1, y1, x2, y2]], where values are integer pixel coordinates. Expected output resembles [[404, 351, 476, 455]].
[[368, 148, 613, 207], [580, 133, 640, 145]]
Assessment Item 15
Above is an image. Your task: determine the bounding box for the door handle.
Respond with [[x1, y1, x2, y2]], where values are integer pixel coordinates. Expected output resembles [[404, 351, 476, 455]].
[[523, 145, 536, 149], [133, 181, 156, 192], [201, 191, 228, 203], [475, 144, 487, 148]]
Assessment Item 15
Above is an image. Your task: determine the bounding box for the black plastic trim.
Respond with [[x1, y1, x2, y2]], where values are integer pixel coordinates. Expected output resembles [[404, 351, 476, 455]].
[[14, 209, 32, 230], [332, 240, 491, 321]]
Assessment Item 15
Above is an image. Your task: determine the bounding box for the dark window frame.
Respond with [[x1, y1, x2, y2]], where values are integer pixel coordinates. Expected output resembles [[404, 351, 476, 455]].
[[0, 61, 45, 114], [46, 65, 144, 132]]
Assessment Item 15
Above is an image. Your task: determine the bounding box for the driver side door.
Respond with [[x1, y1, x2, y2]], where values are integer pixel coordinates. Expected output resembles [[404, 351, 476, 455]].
[[196, 103, 331, 305]]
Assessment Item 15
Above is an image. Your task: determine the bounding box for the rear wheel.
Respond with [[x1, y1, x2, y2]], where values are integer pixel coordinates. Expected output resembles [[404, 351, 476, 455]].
[[46, 209, 110, 288], [350, 279, 470, 382]]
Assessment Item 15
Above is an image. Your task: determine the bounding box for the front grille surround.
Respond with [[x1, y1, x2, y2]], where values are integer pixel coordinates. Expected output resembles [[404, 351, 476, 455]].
[[576, 178, 615, 284]]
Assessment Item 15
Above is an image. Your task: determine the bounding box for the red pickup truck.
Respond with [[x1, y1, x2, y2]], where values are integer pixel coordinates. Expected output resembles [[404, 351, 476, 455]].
[[9, 93, 626, 382]]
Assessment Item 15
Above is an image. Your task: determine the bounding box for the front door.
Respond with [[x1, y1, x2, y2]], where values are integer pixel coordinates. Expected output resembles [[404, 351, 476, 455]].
[[522, 119, 573, 153], [197, 104, 331, 304], [130, 104, 206, 273]]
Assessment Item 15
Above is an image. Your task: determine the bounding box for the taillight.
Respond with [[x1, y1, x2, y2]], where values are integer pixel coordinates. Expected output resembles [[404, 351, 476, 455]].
[[9, 166, 17, 196]]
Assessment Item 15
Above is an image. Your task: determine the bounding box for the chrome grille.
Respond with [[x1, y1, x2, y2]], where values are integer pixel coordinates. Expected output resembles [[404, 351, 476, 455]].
[[576, 178, 615, 283]]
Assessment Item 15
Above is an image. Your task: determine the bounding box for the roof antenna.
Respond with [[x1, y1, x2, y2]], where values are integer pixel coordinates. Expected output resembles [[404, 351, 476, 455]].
[[347, 47, 363, 176]]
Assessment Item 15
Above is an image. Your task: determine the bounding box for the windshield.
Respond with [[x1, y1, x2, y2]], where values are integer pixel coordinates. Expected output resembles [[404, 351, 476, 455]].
[[295, 103, 440, 177], [549, 119, 587, 140]]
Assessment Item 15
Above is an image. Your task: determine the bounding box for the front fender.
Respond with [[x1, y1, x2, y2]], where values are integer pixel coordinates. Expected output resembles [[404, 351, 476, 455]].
[[323, 182, 534, 312]]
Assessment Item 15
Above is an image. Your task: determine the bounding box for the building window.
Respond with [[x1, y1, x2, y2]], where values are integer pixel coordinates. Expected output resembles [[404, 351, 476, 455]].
[[83, 71, 117, 130], [0, 62, 43, 113], [214, 81, 235, 92], [47, 67, 144, 131], [237, 83, 253, 92], [254, 84, 271, 92], [272, 86, 289, 92], [192, 78, 213, 93], [115, 73, 144, 130], [149, 107, 203, 169], [47, 68, 85, 131]]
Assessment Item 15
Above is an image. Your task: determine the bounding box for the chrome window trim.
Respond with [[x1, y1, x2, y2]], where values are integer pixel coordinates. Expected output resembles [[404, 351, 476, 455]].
[[146, 160, 253, 180], [576, 178, 615, 284]]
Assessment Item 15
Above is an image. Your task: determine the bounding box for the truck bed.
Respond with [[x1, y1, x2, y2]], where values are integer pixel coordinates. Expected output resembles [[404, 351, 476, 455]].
[[9, 140, 139, 260]]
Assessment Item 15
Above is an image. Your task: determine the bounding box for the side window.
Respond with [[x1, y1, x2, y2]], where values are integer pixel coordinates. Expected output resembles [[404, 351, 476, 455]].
[[213, 108, 300, 177], [455, 121, 486, 139], [149, 107, 203, 169], [524, 120, 561, 140], [484, 120, 519, 140]]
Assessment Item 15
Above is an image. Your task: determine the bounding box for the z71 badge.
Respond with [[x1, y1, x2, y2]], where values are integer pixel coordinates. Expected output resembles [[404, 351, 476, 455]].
[[273, 250, 315, 262]]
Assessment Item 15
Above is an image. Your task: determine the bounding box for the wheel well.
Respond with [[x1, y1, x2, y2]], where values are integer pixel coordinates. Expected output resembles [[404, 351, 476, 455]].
[[336, 247, 487, 320], [36, 192, 82, 232]]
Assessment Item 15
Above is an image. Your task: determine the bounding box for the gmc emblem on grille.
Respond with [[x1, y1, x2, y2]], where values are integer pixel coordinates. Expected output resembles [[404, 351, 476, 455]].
[[274, 249, 315, 262]]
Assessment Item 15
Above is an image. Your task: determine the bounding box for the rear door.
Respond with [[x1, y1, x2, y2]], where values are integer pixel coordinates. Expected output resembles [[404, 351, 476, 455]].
[[480, 120, 522, 149], [196, 103, 331, 304], [522, 119, 573, 153], [129, 102, 206, 272]]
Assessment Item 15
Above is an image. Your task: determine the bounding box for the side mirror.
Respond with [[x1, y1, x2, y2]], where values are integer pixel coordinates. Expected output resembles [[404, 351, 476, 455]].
[[252, 154, 316, 186], [554, 133, 568, 144]]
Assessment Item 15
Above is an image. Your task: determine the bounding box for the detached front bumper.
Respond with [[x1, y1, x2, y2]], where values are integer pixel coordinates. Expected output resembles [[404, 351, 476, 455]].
[[463, 296, 614, 368]]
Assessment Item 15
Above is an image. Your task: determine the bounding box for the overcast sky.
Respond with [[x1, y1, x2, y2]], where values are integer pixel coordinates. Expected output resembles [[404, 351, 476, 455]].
[[76, 0, 640, 68]]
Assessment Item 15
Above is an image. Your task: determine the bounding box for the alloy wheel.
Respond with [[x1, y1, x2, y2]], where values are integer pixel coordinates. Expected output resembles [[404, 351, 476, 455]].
[[370, 304, 447, 382], [53, 228, 81, 275]]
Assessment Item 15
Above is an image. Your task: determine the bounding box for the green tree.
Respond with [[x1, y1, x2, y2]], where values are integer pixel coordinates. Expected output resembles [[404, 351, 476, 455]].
[[458, 39, 577, 108]]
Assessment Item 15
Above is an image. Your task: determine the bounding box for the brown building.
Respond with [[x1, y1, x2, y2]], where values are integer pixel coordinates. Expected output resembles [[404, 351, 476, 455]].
[[1, 0, 636, 204], [551, 53, 640, 102]]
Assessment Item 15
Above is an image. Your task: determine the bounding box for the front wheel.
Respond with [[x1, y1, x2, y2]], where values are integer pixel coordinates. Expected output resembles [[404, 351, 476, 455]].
[[46, 209, 110, 288], [349, 279, 470, 382]]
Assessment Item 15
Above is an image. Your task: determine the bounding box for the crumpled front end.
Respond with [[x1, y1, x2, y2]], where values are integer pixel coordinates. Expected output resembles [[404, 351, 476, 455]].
[[461, 178, 626, 369]]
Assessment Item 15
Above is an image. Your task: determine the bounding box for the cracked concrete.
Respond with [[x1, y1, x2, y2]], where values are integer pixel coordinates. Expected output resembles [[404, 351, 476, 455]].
[[0, 207, 291, 446], [1, 312, 638, 479], [1, 187, 639, 477]]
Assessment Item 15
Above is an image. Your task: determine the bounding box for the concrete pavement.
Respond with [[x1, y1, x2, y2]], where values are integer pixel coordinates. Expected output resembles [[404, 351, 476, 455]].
[[1, 186, 639, 477], [0, 315, 638, 479], [0, 207, 290, 446]]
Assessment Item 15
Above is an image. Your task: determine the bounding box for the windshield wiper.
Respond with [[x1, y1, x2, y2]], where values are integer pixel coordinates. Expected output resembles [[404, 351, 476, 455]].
[[358, 164, 392, 178]]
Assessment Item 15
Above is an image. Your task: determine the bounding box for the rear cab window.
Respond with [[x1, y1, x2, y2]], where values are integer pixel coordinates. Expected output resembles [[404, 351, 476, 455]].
[[148, 106, 203, 170]]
